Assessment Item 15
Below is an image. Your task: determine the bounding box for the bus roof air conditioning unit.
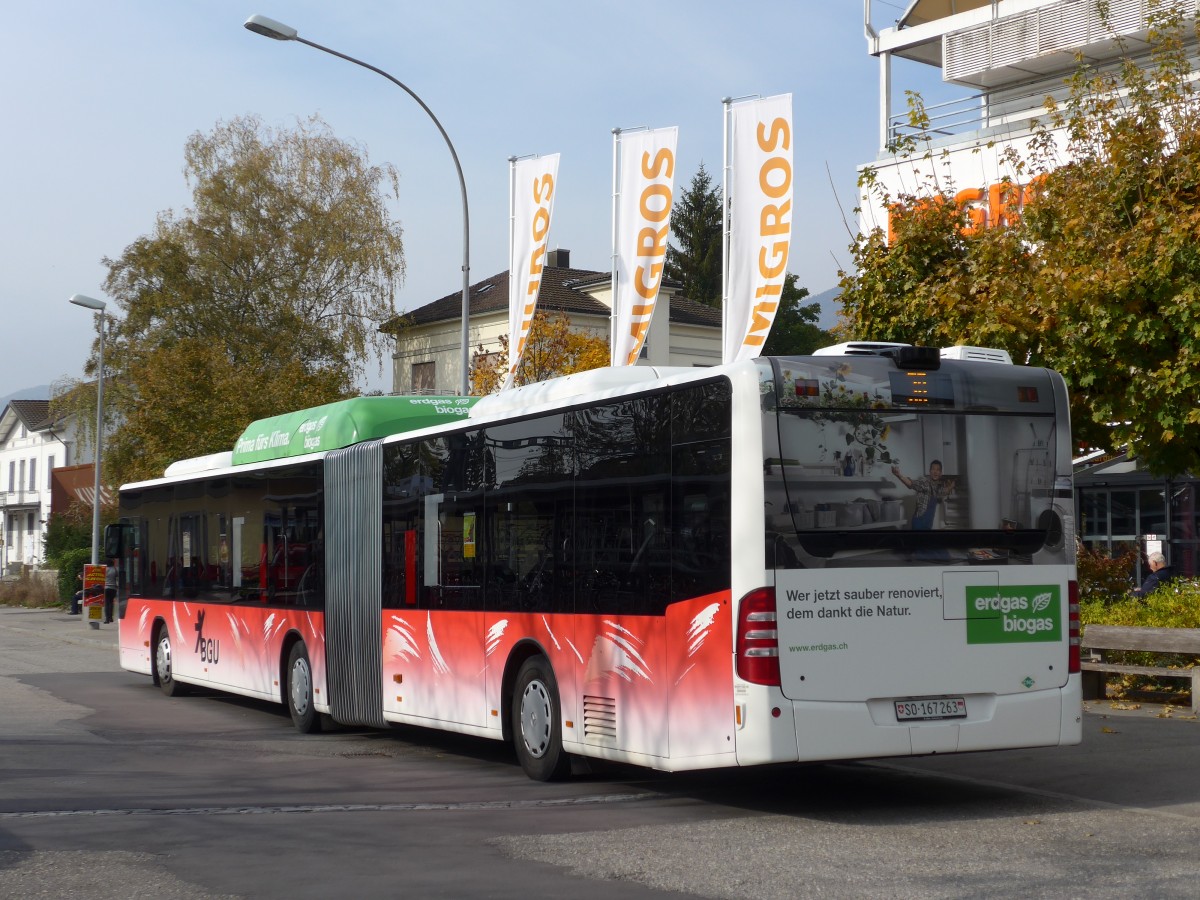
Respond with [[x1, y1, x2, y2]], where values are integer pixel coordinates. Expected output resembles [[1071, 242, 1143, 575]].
[[939, 346, 1012, 365], [812, 341, 910, 356]]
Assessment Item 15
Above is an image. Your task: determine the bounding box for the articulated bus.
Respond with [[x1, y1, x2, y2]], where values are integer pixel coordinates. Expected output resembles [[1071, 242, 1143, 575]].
[[107, 347, 1081, 780]]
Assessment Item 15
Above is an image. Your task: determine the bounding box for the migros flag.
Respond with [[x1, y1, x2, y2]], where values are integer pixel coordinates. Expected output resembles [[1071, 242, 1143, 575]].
[[724, 93, 792, 364], [504, 153, 560, 390], [612, 126, 678, 367]]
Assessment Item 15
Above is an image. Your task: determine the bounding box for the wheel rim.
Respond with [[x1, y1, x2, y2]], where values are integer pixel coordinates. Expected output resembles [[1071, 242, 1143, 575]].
[[291, 655, 312, 717], [156, 634, 172, 684], [520, 678, 553, 759]]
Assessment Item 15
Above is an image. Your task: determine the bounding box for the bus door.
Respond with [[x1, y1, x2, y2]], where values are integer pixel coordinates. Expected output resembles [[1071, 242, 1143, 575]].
[[324, 442, 386, 728], [665, 429, 735, 762]]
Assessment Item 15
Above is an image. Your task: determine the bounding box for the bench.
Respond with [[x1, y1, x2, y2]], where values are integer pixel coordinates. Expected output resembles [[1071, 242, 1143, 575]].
[[1081, 624, 1200, 713]]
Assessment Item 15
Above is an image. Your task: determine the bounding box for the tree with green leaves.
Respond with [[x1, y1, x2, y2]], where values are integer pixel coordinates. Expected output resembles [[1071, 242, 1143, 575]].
[[665, 162, 723, 305], [57, 115, 405, 485], [840, 9, 1200, 475], [42, 502, 116, 569]]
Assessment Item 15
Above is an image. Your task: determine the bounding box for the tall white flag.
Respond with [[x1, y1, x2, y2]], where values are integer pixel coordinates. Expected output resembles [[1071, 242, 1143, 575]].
[[504, 153, 560, 390], [612, 127, 678, 367], [723, 94, 792, 364]]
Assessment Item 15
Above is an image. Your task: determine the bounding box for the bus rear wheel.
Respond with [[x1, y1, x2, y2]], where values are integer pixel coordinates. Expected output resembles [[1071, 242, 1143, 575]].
[[512, 655, 571, 781], [286, 642, 320, 734], [154, 625, 183, 697]]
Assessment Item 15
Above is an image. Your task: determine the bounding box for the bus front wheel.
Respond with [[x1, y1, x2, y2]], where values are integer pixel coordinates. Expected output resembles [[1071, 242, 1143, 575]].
[[286, 642, 320, 734], [154, 625, 183, 697], [512, 655, 571, 781]]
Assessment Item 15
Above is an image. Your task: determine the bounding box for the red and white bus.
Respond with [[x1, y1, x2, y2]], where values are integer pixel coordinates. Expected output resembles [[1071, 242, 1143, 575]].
[[107, 347, 1081, 780]]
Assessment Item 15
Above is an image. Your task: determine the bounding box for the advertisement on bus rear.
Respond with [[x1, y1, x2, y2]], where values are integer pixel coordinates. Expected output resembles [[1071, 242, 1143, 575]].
[[775, 566, 1068, 702]]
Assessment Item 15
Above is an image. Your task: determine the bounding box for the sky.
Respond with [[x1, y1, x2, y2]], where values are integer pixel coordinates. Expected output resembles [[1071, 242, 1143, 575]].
[[1, 0, 949, 399]]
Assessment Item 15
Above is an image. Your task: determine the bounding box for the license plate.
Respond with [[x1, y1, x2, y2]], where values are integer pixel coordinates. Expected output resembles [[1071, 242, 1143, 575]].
[[894, 697, 967, 722]]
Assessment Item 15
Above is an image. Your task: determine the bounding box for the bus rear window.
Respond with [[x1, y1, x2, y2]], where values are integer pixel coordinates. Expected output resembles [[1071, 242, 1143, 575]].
[[764, 407, 1069, 568]]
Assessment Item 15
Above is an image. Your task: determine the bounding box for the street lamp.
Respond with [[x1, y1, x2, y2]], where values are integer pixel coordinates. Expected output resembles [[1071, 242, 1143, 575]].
[[244, 14, 472, 396], [69, 294, 106, 565]]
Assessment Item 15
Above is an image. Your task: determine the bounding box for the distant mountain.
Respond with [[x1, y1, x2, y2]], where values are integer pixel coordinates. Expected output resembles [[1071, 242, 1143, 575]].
[[0, 385, 51, 411], [807, 286, 841, 330]]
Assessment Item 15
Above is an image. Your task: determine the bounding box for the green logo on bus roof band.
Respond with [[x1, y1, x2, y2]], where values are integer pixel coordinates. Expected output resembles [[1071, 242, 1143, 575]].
[[231, 396, 477, 465], [965, 585, 1061, 644]]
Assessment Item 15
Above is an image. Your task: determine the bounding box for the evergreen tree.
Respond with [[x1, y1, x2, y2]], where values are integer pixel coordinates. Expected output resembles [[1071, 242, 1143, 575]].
[[666, 163, 723, 305]]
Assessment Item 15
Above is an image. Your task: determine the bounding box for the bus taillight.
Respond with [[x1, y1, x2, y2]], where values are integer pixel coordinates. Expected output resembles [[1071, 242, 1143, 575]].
[[1068, 580, 1080, 674], [737, 587, 780, 686]]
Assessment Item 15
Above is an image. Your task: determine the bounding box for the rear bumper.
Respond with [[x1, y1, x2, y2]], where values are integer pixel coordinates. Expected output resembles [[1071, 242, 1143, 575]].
[[786, 675, 1082, 761], [729, 676, 1089, 768]]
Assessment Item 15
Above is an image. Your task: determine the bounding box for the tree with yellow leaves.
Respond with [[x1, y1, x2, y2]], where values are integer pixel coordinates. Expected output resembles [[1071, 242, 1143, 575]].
[[840, 9, 1200, 474], [471, 311, 609, 395], [57, 115, 404, 484]]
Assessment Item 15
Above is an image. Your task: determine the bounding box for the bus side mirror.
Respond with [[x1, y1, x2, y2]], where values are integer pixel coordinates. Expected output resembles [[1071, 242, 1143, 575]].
[[104, 523, 122, 559]]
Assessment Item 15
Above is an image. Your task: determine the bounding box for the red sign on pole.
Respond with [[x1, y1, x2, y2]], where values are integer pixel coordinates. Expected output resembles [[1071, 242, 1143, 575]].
[[83, 564, 107, 621]]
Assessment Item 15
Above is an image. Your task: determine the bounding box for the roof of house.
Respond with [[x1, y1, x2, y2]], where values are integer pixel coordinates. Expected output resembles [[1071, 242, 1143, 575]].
[[383, 265, 722, 331], [8, 400, 52, 430]]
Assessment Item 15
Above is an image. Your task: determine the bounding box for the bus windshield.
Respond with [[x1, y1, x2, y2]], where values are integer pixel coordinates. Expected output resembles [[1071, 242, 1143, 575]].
[[759, 355, 1072, 568]]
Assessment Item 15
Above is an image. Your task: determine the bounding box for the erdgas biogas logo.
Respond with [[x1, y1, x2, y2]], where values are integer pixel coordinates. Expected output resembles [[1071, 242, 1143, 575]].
[[965, 585, 1061, 644]]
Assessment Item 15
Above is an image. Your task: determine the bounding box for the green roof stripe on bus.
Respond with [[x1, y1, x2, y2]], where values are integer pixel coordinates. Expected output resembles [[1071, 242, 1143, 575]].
[[232, 396, 476, 465]]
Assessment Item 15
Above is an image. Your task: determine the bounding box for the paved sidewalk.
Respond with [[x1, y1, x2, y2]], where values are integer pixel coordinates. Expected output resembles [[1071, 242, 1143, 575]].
[[0, 606, 120, 651]]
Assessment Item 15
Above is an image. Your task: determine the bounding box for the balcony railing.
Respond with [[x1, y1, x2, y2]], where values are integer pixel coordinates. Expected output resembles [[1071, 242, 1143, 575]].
[[0, 490, 40, 509], [888, 38, 1196, 146], [944, 0, 1197, 86], [888, 77, 1070, 145]]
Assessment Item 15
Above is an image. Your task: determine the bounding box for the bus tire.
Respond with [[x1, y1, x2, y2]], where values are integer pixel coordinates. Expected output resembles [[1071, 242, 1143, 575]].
[[512, 655, 571, 781], [154, 625, 184, 698], [286, 642, 320, 734]]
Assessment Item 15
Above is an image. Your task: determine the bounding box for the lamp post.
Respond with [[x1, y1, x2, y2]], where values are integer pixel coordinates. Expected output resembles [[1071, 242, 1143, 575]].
[[69, 294, 106, 566], [244, 14, 472, 396]]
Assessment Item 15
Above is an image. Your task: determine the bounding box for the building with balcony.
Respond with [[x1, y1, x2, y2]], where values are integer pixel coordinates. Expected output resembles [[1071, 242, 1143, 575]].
[[861, 0, 1196, 234], [861, 0, 1200, 585]]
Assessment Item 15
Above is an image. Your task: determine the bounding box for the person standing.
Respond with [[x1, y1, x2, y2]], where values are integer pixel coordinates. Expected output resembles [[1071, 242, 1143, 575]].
[[103, 559, 118, 624], [891, 460, 956, 530]]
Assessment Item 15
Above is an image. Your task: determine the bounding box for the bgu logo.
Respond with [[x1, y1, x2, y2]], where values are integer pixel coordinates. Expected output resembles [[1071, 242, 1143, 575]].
[[193, 609, 220, 664]]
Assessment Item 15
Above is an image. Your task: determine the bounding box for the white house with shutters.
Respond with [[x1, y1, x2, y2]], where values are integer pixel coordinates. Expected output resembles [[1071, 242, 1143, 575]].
[[0, 400, 93, 573]]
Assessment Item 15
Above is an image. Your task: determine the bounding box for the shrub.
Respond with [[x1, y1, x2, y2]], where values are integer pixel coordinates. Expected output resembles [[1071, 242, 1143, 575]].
[[56, 547, 95, 604], [1081, 578, 1200, 697], [0, 569, 60, 608], [1080, 578, 1200, 628], [1076, 543, 1136, 605], [43, 508, 94, 569]]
